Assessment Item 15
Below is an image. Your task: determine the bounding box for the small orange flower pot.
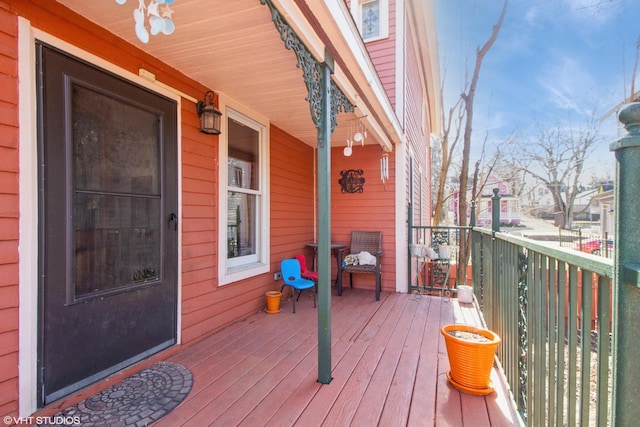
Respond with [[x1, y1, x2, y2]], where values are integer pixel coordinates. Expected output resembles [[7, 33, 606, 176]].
[[441, 324, 500, 395], [265, 291, 282, 314]]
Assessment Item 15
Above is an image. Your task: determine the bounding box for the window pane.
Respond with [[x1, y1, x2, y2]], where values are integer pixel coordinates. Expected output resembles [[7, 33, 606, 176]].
[[227, 192, 256, 258], [228, 117, 259, 190], [73, 84, 160, 195], [362, 1, 380, 39], [75, 193, 161, 297]]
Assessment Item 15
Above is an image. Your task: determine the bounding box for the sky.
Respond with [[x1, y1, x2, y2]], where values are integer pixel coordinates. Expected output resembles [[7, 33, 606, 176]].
[[434, 0, 640, 181]]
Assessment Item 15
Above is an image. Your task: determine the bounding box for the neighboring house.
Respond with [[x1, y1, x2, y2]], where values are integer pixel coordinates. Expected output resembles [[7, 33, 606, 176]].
[[523, 182, 604, 223], [524, 182, 554, 214], [0, 0, 440, 418], [450, 174, 521, 226], [572, 187, 599, 221], [475, 175, 521, 227], [591, 187, 614, 237]]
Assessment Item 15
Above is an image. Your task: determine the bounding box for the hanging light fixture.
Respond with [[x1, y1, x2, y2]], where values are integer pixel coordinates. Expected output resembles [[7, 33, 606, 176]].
[[196, 90, 222, 135]]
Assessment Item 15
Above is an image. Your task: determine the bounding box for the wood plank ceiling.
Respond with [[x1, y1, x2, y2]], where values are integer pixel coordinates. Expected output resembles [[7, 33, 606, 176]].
[[56, 0, 371, 149]]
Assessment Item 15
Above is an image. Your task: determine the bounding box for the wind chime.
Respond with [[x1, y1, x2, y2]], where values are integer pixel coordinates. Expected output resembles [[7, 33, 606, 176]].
[[343, 116, 367, 157], [380, 152, 389, 186], [115, 0, 177, 44]]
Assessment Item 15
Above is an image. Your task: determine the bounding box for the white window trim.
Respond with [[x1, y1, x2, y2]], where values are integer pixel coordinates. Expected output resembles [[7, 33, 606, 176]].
[[351, 0, 389, 42], [217, 97, 270, 285]]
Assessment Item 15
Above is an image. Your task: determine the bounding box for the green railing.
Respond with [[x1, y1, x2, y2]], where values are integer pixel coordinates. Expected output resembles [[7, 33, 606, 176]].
[[472, 227, 613, 426]]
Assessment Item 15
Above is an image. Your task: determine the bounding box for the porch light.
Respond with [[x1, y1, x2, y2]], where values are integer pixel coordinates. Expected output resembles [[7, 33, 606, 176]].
[[196, 90, 222, 135]]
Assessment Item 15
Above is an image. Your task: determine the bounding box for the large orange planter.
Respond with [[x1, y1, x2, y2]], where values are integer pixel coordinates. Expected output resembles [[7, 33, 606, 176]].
[[441, 324, 500, 395]]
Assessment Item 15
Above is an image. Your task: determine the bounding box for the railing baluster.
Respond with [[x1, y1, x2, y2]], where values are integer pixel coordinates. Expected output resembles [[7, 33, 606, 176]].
[[567, 265, 578, 426], [580, 269, 593, 425], [556, 262, 567, 427], [596, 274, 611, 426], [535, 252, 547, 425], [548, 258, 557, 427]]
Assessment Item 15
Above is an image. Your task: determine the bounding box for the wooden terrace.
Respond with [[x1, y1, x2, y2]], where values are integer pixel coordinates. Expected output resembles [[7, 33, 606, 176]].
[[154, 289, 519, 426]]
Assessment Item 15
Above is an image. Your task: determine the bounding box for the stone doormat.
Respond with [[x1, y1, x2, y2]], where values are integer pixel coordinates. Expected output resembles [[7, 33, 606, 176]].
[[39, 362, 192, 426]]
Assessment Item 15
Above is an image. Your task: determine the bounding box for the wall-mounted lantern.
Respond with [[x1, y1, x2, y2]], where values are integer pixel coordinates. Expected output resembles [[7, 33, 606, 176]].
[[196, 90, 222, 135]]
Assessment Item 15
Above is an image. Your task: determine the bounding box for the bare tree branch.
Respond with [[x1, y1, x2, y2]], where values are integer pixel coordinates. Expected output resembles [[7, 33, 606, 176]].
[[456, 0, 508, 284]]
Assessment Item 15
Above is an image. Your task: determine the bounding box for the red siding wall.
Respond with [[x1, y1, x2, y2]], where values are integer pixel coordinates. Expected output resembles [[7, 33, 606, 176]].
[[404, 23, 431, 223], [366, 0, 397, 108], [0, 5, 19, 418], [180, 124, 316, 345], [332, 146, 396, 293]]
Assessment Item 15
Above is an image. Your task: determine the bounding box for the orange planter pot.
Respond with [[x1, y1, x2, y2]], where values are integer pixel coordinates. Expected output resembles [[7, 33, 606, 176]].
[[441, 324, 501, 395], [265, 291, 282, 314]]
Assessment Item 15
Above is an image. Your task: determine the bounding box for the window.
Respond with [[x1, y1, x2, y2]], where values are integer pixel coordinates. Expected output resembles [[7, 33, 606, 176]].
[[351, 0, 389, 42], [219, 106, 270, 284]]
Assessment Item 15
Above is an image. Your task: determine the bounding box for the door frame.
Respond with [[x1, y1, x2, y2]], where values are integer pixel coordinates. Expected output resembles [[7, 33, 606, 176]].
[[18, 22, 183, 416]]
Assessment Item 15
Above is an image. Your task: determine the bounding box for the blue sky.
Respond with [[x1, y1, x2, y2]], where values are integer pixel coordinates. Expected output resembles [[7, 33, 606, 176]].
[[435, 0, 640, 178]]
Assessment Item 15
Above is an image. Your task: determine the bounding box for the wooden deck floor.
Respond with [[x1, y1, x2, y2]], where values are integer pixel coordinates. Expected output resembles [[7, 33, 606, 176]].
[[155, 289, 519, 426]]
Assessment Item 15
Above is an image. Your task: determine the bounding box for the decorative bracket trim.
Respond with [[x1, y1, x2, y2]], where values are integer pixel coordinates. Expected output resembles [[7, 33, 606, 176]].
[[260, 0, 354, 133]]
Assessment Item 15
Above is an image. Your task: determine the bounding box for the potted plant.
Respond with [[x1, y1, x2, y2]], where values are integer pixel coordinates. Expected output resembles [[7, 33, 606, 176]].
[[265, 290, 282, 314], [441, 324, 500, 395]]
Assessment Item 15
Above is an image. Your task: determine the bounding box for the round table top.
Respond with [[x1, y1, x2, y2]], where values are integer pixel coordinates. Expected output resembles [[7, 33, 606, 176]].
[[306, 242, 345, 249]]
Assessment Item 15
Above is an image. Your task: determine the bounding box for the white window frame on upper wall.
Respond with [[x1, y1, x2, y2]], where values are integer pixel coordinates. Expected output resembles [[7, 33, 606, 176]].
[[218, 97, 270, 285], [351, 0, 389, 42]]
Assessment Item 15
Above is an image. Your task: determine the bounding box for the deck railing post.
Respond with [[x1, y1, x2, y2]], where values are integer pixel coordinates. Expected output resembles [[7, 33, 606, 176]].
[[610, 102, 640, 426], [470, 200, 476, 227], [492, 188, 501, 233]]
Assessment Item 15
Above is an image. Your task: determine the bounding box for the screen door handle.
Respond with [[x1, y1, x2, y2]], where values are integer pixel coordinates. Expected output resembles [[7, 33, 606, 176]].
[[169, 213, 178, 231]]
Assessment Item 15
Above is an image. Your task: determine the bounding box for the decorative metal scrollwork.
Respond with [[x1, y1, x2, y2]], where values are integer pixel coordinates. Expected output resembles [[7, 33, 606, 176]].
[[338, 169, 365, 193], [517, 248, 528, 417], [260, 0, 354, 134], [431, 231, 449, 248], [331, 83, 354, 132]]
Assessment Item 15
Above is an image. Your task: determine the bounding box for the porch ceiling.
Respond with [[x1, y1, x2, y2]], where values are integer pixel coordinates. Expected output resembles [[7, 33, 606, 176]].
[[55, 0, 393, 151]]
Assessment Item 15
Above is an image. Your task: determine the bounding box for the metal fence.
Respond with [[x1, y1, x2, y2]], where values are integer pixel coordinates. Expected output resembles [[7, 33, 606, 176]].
[[407, 225, 471, 296], [558, 228, 614, 259], [472, 227, 613, 426]]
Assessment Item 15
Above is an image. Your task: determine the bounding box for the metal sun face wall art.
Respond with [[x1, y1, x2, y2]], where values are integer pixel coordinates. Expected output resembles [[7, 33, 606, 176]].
[[116, 0, 176, 44]]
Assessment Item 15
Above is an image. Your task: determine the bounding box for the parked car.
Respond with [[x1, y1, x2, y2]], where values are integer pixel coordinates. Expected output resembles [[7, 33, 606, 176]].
[[575, 238, 614, 256]]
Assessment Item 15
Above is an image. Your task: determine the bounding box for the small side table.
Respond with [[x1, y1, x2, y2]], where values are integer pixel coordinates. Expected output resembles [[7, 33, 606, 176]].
[[306, 242, 346, 283]]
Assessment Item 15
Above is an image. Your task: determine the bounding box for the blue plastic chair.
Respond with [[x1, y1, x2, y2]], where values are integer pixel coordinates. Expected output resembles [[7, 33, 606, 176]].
[[280, 259, 316, 313]]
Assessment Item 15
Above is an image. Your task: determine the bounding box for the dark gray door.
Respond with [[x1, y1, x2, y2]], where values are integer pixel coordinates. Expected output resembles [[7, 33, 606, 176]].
[[37, 44, 178, 404]]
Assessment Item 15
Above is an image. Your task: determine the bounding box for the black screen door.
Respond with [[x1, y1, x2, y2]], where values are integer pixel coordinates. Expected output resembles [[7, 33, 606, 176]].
[[37, 44, 178, 404]]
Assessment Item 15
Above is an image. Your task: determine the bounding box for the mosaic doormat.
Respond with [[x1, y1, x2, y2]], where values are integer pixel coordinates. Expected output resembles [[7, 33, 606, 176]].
[[39, 362, 192, 427]]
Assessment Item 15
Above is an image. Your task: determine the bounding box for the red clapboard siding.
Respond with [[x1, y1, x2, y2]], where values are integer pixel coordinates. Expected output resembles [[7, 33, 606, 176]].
[[365, 0, 397, 107], [332, 145, 396, 293], [270, 125, 315, 259], [0, 4, 19, 419]]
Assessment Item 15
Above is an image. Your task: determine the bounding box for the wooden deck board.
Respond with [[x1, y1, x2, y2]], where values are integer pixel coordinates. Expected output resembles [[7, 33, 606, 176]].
[[155, 289, 519, 426], [350, 296, 426, 425]]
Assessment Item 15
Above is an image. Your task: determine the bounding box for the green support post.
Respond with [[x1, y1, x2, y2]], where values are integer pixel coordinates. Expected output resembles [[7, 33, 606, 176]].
[[611, 103, 640, 426], [259, 0, 353, 386], [316, 51, 333, 384]]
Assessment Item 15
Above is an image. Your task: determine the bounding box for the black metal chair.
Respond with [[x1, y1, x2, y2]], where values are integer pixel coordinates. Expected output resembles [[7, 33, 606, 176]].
[[337, 230, 383, 300]]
